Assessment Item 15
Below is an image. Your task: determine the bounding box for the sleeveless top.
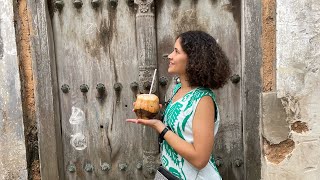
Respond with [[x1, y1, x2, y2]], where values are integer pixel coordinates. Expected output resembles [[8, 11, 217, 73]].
[[161, 83, 222, 180]]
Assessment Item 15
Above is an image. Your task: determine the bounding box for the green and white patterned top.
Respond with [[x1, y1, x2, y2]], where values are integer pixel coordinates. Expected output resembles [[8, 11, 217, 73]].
[[161, 83, 221, 180]]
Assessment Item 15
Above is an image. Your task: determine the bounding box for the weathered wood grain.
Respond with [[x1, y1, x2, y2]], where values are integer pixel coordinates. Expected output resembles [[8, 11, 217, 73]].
[[156, 1, 243, 179], [0, 0, 28, 179], [242, 0, 262, 179], [27, 0, 64, 179], [52, 0, 143, 179]]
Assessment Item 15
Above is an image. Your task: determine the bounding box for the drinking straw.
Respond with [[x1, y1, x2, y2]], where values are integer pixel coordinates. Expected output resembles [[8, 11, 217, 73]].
[[149, 69, 157, 94]]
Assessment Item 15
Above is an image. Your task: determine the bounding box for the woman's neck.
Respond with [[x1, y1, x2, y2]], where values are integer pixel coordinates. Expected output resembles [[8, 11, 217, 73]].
[[179, 74, 193, 90]]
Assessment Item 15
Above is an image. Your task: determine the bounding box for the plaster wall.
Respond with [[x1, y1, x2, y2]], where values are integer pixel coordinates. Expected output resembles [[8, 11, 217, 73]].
[[262, 0, 320, 179], [0, 0, 28, 179]]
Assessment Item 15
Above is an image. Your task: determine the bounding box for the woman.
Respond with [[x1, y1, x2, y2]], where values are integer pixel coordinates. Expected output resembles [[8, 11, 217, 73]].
[[127, 31, 231, 180]]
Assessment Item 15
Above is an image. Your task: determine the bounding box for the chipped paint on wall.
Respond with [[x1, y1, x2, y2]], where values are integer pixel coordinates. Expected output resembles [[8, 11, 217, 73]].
[[0, 0, 28, 179]]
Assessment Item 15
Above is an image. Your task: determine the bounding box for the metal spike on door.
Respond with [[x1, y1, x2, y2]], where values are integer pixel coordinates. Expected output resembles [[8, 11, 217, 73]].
[[84, 163, 94, 172], [130, 82, 139, 91], [109, 0, 118, 7], [91, 0, 101, 8], [80, 84, 89, 93], [136, 162, 143, 170], [73, 0, 83, 8], [96, 83, 106, 94], [118, 163, 127, 171], [67, 164, 76, 173], [114, 83, 122, 91], [54, 0, 64, 11], [101, 163, 111, 171], [61, 84, 70, 93], [230, 74, 241, 84]]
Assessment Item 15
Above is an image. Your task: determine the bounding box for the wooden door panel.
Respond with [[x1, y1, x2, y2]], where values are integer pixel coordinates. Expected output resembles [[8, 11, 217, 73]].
[[156, 1, 243, 179], [52, 1, 143, 179]]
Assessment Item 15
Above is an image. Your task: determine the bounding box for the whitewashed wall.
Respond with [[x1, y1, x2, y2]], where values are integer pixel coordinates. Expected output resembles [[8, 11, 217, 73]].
[[262, 0, 320, 179], [0, 0, 28, 179]]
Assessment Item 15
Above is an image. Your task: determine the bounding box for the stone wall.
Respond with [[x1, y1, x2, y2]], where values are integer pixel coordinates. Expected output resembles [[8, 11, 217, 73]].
[[262, 0, 320, 179], [0, 0, 28, 179]]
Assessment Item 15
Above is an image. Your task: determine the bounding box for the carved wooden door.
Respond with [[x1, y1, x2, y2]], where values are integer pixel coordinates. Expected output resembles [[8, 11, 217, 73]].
[[51, 0, 242, 179]]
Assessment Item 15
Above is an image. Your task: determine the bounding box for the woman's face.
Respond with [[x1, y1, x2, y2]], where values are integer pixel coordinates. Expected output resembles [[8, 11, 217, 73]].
[[168, 38, 188, 75]]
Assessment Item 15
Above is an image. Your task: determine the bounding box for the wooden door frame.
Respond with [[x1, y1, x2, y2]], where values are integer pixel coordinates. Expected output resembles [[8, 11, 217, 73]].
[[27, 1, 262, 179]]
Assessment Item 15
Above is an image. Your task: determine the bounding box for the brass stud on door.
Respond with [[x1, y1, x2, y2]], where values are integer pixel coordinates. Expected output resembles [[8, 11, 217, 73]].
[[61, 84, 70, 93], [109, 0, 118, 7], [73, 0, 83, 8], [130, 82, 139, 91], [148, 167, 156, 174], [96, 83, 105, 94], [84, 163, 94, 172], [143, 81, 152, 91], [230, 74, 241, 84], [159, 76, 168, 86], [234, 159, 243, 167], [119, 163, 127, 171], [136, 162, 142, 170], [101, 163, 111, 171], [127, 0, 134, 7], [80, 84, 89, 93], [54, 0, 64, 10], [91, 0, 101, 8], [113, 83, 122, 92], [67, 164, 76, 173]]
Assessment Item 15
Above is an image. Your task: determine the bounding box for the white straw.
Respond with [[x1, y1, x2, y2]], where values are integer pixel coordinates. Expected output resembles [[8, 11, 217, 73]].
[[149, 69, 157, 94]]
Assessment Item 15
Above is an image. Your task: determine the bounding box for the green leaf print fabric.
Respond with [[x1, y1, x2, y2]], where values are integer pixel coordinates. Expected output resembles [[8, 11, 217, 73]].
[[161, 83, 222, 180]]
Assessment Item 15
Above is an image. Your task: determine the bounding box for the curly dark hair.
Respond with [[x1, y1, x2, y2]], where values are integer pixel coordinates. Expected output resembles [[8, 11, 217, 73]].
[[177, 31, 231, 89]]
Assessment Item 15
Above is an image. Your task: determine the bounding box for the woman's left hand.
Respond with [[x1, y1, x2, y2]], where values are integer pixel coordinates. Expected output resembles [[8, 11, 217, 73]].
[[126, 119, 165, 133]]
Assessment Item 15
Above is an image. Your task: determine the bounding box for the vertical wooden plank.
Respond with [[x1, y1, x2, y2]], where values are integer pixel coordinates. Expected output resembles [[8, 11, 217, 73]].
[[52, 0, 142, 179], [242, 0, 262, 179], [27, 1, 63, 179]]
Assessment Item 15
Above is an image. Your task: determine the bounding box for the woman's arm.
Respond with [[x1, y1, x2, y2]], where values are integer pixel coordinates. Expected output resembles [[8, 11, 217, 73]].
[[127, 96, 215, 170]]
